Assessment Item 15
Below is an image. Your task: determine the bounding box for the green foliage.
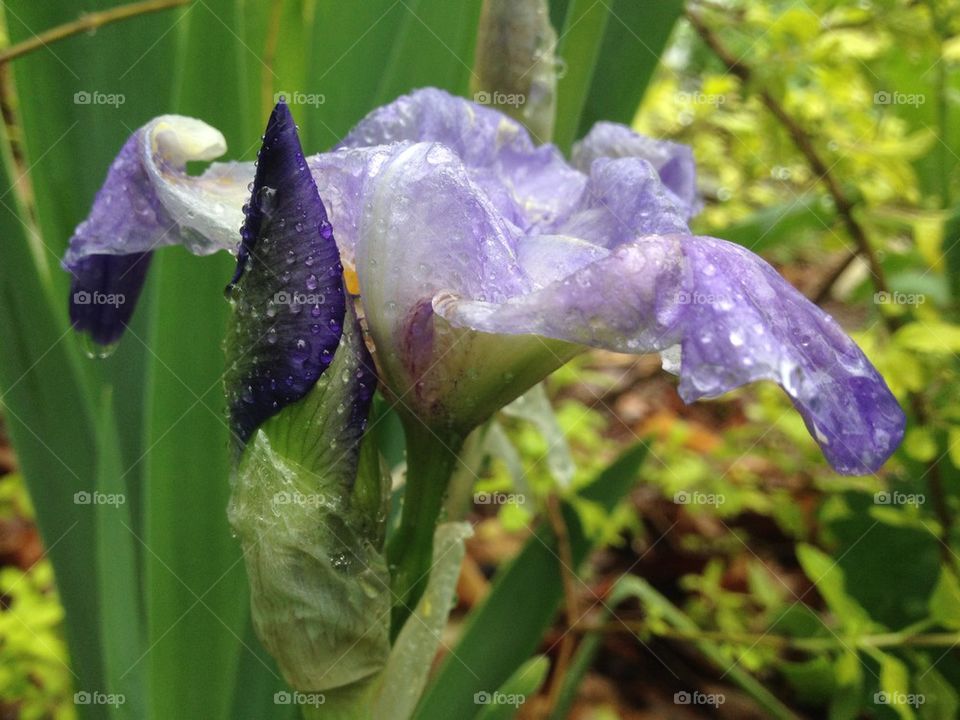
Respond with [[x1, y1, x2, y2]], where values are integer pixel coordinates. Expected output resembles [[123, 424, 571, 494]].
[[622, 2, 960, 717], [0, 475, 74, 720], [2, 0, 960, 718]]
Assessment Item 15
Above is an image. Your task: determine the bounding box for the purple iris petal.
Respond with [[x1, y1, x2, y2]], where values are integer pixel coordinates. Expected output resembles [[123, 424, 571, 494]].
[[434, 234, 904, 474], [224, 100, 346, 446], [572, 121, 701, 219], [306, 146, 399, 269], [63, 116, 250, 345], [63, 87, 904, 473], [554, 156, 690, 247], [675, 237, 904, 475], [68, 251, 152, 346], [338, 88, 585, 232]]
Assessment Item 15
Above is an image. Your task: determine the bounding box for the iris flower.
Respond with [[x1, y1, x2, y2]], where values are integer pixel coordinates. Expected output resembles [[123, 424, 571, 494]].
[[64, 87, 904, 476]]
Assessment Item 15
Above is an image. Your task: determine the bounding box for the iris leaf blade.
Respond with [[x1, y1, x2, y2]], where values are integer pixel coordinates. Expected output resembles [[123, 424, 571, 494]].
[[553, 0, 611, 151], [414, 444, 648, 720], [576, 0, 683, 135], [371, 0, 484, 106], [140, 2, 261, 717], [0, 112, 107, 718]]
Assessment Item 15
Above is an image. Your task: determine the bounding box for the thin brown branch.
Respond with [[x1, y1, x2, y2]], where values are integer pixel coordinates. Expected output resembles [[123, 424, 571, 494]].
[[0, 0, 191, 66], [685, 8, 895, 327], [688, 7, 957, 576], [814, 249, 859, 304]]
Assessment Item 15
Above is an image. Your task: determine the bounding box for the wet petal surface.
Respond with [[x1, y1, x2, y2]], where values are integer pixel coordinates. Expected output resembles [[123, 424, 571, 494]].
[[572, 121, 701, 219], [436, 235, 904, 474], [224, 101, 346, 447]]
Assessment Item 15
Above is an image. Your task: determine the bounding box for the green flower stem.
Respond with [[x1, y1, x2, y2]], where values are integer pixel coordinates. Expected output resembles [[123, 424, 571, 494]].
[[301, 675, 379, 720], [387, 417, 464, 638]]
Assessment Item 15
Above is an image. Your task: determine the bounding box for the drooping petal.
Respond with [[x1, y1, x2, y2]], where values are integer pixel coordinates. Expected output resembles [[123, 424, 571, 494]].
[[673, 237, 904, 475], [68, 252, 152, 347], [572, 121, 701, 219], [435, 235, 904, 475], [63, 115, 252, 345], [224, 101, 346, 447], [339, 88, 585, 232]]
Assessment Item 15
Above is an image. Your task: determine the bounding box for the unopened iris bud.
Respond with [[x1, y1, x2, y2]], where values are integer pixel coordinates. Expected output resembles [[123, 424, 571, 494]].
[[224, 101, 386, 691], [472, 0, 558, 142]]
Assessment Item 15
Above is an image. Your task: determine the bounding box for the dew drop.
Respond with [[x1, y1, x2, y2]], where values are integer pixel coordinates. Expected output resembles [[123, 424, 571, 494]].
[[81, 336, 118, 360]]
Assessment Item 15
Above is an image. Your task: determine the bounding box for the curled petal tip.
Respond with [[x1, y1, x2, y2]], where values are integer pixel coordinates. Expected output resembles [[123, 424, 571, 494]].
[[64, 115, 250, 348]]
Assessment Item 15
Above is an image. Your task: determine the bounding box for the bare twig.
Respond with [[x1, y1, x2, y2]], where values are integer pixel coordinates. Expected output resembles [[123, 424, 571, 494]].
[[813, 249, 859, 304], [685, 8, 894, 321], [0, 0, 191, 66], [688, 6, 958, 576]]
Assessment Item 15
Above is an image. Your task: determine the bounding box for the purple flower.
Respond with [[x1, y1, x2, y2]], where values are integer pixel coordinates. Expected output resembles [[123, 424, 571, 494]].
[[63, 88, 904, 473]]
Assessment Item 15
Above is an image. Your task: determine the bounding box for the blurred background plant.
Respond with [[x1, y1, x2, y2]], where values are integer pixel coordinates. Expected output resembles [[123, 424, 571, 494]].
[[0, 0, 958, 718]]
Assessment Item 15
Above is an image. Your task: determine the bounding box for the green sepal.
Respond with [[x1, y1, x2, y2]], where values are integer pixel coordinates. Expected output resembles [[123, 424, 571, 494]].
[[228, 303, 389, 692]]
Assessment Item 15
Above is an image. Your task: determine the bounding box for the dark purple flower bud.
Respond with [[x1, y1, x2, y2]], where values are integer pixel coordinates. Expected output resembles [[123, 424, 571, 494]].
[[223, 100, 346, 447]]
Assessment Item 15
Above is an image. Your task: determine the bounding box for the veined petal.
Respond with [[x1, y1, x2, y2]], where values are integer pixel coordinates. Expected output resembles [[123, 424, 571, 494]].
[[573, 122, 701, 219], [224, 101, 346, 446], [339, 88, 585, 232], [358, 141, 573, 429], [434, 237, 684, 353], [306, 145, 400, 269], [554, 156, 691, 248], [435, 235, 904, 474]]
